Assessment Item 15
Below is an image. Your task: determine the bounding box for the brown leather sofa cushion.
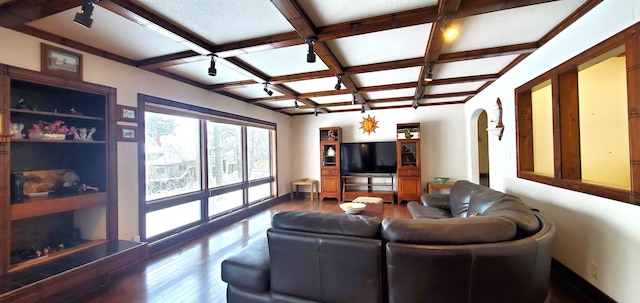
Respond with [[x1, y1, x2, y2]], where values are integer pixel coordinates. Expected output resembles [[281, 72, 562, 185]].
[[381, 216, 517, 244], [271, 210, 381, 238]]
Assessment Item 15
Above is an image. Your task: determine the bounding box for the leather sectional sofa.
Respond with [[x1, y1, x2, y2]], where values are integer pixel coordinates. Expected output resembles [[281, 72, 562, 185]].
[[222, 181, 555, 303]]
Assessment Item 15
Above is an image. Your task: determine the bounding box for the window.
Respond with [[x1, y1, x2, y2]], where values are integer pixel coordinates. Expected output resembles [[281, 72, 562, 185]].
[[515, 22, 640, 204], [139, 94, 277, 241]]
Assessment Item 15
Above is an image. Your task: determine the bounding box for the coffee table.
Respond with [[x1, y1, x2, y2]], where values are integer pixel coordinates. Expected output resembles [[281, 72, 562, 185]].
[[332, 201, 384, 219]]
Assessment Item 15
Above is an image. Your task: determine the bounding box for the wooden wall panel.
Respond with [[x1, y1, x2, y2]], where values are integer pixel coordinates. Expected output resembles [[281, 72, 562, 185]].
[[557, 71, 581, 180]]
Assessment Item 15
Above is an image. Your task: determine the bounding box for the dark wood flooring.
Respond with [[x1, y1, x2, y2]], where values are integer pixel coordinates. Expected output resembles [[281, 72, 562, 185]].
[[79, 198, 593, 303]]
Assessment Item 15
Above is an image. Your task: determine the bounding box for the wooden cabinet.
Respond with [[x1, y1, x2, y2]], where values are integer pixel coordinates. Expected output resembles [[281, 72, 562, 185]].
[[319, 127, 341, 200], [0, 65, 120, 274], [397, 123, 421, 202]]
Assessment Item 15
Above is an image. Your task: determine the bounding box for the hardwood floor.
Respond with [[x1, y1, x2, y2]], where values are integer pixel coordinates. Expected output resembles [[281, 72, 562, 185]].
[[79, 198, 592, 303]]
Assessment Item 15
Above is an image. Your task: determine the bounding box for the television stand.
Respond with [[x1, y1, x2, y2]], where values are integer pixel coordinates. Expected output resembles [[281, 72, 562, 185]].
[[342, 174, 395, 204]]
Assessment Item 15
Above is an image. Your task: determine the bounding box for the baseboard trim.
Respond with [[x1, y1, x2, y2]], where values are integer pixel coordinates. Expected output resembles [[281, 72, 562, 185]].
[[551, 259, 616, 303]]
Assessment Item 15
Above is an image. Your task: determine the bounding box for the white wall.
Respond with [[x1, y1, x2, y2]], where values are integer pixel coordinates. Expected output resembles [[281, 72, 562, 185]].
[[291, 104, 468, 190], [0, 27, 293, 242], [464, 1, 640, 302]]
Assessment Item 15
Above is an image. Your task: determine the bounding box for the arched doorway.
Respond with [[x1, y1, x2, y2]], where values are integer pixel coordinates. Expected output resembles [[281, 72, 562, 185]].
[[477, 111, 490, 186]]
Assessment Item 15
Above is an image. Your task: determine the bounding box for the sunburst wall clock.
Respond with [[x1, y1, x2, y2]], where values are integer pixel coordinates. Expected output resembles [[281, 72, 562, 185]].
[[359, 114, 379, 135]]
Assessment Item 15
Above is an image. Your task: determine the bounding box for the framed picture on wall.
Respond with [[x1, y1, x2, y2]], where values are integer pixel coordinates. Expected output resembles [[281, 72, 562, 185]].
[[40, 43, 83, 80], [117, 105, 138, 122], [117, 125, 138, 142]]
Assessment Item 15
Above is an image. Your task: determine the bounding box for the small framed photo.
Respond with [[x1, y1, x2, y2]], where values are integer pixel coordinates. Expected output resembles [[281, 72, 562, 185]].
[[117, 125, 138, 142], [41, 43, 83, 80], [117, 105, 138, 122]]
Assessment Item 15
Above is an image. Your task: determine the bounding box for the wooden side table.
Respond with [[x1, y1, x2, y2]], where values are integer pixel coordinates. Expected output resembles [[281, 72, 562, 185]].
[[290, 179, 318, 200], [427, 182, 454, 193]]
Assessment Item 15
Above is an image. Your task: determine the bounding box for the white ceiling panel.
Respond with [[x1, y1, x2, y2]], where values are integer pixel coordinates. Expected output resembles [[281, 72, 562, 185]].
[[237, 44, 329, 77], [163, 60, 250, 85], [28, 6, 187, 60], [443, 0, 587, 53], [135, 0, 294, 44], [326, 105, 361, 112], [371, 100, 413, 108], [364, 88, 416, 100], [309, 94, 353, 104], [226, 86, 284, 99], [284, 77, 343, 93], [352, 67, 422, 87], [257, 100, 295, 108], [434, 55, 520, 79], [328, 24, 432, 67], [299, 0, 437, 27], [424, 81, 486, 95]]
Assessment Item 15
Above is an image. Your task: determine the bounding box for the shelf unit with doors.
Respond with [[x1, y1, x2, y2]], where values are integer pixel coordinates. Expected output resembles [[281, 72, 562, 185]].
[[0, 64, 146, 302], [319, 127, 341, 201], [396, 123, 422, 203]]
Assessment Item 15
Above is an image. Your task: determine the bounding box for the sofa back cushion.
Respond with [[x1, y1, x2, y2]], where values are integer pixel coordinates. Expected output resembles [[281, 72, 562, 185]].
[[271, 210, 381, 238], [449, 181, 540, 234], [381, 217, 517, 244], [268, 211, 383, 302]]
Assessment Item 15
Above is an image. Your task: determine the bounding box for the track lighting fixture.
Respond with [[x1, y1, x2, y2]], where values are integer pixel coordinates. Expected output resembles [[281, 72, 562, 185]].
[[305, 37, 317, 63], [361, 104, 365, 113], [334, 74, 343, 90], [439, 15, 459, 41], [425, 62, 434, 82], [294, 99, 299, 109], [263, 83, 273, 96], [413, 103, 419, 109], [314, 108, 318, 116], [74, 0, 98, 28], [352, 94, 356, 105], [207, 54, 218, 77]]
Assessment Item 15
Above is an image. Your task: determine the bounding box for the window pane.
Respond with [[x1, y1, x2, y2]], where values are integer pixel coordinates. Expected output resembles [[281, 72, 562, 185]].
[[208, 190, 243, 217], [531, 81, 554, 176], [578, 46, 630, 189], [207, 122, 242, 187], [146, 200, 201, 238], [247, 127, 271, 180], [248, 183, 271, 203], [145, 112, 202, 201]]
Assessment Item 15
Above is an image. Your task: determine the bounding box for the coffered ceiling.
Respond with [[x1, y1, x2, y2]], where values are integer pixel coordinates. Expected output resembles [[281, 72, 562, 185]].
[[0, 0, 600, 116]]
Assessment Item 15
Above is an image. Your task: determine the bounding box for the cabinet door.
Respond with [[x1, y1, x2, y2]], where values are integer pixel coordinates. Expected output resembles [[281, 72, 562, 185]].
[[398, 177, 421, 201]]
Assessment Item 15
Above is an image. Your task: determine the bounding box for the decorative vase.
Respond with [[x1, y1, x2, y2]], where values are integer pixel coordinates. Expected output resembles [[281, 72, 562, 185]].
[[28, 131, 44, 140], [326, 146, 336, 157]]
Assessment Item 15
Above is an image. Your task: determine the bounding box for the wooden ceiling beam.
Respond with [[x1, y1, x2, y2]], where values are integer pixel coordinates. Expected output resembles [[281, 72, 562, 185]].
[[436, 42, 539, 63], [0, 0, 77, 29]]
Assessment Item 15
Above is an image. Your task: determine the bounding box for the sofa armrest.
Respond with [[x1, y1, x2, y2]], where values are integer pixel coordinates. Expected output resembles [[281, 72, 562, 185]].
[[381, 217, 517, 244], [221, 237, 270, 293], [420, 193, 451, 210]]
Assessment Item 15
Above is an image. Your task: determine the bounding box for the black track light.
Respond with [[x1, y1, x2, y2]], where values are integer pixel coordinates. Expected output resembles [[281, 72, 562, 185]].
[[74, 0, 97, 28], [207, 54, 218, 77], [263, 83, 273, 96], [352, 94, 356, 105], [305, 37, 317, 63], [425, 62, 434, 82], [314, 108, 318, 116], [294, 99, 299, 109], [334, 74, 342, 90], [361, 104, 365, 113]]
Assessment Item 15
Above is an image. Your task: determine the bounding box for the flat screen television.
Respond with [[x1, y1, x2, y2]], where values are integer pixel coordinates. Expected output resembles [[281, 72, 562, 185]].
[[340, 141, 397, 174]]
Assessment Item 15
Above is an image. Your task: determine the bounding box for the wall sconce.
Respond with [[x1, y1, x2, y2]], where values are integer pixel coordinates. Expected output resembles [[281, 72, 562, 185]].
[[486, 98, 504, 140]]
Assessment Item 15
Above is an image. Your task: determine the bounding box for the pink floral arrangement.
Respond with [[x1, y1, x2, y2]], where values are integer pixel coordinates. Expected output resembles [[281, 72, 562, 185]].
[[29, 120, 76, 135]]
